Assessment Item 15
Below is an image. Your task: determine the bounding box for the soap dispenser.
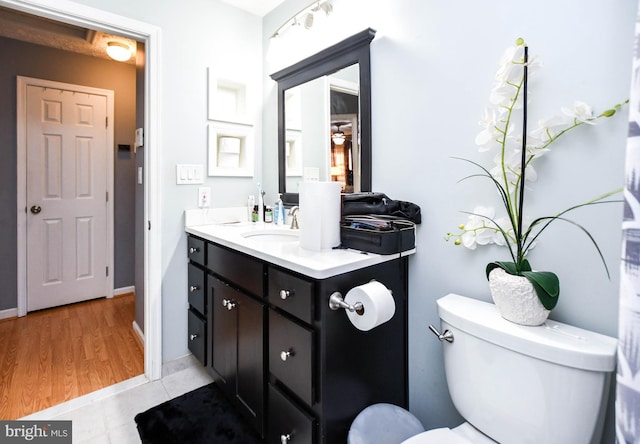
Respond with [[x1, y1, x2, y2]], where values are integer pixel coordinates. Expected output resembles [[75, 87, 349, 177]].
[[274, 194, 284, 225]]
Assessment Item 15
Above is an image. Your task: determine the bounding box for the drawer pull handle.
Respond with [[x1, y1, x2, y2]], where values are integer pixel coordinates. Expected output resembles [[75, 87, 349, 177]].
[[189, 285, 199, 292], [189, 333, 198, 341], [222, 299, 237, 311], [280, 434, 292, 444], [189, 247, 200, 254], [280, 349, 294, 361], [279, 289, 291, 300]]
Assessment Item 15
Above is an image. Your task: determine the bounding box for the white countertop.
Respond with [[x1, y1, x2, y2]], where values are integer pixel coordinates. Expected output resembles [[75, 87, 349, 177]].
[[185, 213, 415, 279]]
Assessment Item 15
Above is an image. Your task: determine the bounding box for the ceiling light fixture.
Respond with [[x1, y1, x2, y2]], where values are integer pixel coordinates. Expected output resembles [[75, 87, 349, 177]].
[[106, 41, 131, 62], [332, 124, 345, 145]]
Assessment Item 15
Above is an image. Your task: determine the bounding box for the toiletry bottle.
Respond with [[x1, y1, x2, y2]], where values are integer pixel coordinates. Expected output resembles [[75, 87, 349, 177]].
[[274, 194, 284, 225], [265, 206, 273, 223], [251, 205, 259, 222]]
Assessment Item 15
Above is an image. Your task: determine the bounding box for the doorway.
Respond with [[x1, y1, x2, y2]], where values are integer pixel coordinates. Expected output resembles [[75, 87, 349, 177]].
[[4, 0, 162, 387]]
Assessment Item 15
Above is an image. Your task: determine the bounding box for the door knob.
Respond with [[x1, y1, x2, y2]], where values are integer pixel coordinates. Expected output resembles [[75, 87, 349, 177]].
[[30, 205, 42, 214]]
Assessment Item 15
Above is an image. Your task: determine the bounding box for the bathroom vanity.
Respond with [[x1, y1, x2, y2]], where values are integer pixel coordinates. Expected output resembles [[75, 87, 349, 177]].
[[185, 220, 413, 444]]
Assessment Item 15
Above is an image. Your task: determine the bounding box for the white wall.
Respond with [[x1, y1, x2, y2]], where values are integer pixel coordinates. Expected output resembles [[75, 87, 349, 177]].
[[264, 0, 635, 440]]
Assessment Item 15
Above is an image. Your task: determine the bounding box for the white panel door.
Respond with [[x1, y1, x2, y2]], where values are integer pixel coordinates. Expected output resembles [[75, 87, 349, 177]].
[[26, 85, 109, 312]]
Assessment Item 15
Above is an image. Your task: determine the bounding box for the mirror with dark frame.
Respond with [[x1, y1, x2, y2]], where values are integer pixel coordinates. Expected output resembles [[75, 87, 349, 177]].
[[270, 28, 376, 206]]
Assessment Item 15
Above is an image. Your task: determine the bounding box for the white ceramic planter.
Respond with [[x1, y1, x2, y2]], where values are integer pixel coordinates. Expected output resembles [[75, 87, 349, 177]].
[[488, 267, 550, 326]]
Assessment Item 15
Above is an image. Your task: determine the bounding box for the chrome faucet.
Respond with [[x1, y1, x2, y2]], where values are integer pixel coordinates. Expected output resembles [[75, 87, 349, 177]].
[[289, 206, 299, 229]]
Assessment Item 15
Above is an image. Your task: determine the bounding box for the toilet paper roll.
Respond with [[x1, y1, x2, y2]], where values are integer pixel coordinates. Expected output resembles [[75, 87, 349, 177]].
[[344, 281, 395, 331], [299, 181, 341, 251]]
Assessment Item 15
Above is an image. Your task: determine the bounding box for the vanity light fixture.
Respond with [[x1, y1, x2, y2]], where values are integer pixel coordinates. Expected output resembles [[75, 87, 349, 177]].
[[106, 41, 131, 62], [267, 0, 334, 61]]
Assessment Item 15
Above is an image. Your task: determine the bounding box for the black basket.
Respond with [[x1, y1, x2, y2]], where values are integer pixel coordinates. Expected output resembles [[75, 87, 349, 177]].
[[340, 216, 415, 255]]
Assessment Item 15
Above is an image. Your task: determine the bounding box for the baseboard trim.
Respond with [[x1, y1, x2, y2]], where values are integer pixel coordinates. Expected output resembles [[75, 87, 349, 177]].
[[114, 286, 136, 297], [132, 320, 145, 349], [0, 307, 18, 321]]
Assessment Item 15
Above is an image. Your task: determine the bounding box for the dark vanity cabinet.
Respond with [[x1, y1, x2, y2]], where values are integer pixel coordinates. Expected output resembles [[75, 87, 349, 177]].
[[187, 233, 409, 444]]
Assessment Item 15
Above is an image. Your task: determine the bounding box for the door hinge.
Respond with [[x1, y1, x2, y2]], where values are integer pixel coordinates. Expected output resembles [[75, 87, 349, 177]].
[[106, 191, 109, 202], [148, 220, 151, 231], [106, 266, 109, 277], [105, 116, 108, 128]]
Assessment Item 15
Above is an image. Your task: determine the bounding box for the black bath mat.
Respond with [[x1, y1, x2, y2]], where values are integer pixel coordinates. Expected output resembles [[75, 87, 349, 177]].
[[134, 382, 263, 444]]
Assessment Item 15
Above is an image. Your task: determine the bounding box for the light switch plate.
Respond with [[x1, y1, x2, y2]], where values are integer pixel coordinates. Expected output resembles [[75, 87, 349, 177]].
[[176, 164, 205, 184]]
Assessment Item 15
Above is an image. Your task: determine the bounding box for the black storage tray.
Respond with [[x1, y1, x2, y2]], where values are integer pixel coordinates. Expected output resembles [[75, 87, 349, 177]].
[[340, 217, 415, 254]]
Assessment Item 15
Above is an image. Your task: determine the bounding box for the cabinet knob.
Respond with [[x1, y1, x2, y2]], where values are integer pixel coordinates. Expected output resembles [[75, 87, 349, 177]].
[[189, 247, 200, 254], [189, 285, 199, 292], [280, 434, 292, 444], [222, 299, 237, 311], [189, 333, 198, 341], [280, 349, 294, 361], [279, 289, 291, 300]]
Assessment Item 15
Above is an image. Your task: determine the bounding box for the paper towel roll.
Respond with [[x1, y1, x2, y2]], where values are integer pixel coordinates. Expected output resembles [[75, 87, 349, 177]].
[[299, 181, 341, 251], [344, 281, 395, 331]]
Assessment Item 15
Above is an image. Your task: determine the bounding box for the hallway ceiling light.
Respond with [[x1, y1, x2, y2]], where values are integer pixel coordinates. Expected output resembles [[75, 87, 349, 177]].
[[106, 41, 131, 62]]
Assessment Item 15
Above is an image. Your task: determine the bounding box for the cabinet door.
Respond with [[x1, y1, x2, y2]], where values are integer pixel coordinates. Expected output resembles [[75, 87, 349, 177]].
[[208, 275, 265, 436], [209, 277, 237, 397], [236, 290, 264, 432]]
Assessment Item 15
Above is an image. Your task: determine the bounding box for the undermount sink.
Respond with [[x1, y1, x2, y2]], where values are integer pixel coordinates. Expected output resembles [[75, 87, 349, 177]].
[[241, 229, 299, 242]]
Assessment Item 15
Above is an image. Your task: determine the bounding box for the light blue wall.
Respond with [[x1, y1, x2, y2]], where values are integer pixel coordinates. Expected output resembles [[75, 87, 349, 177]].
[[264, 0, 635, 440], [47, 0, 635, 440]]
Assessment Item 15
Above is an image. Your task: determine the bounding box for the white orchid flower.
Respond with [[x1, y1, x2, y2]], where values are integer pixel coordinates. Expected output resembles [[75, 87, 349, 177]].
[[529, 114, 570, 146], [562, 100, 595, 124], [460, 207, 498, 250]]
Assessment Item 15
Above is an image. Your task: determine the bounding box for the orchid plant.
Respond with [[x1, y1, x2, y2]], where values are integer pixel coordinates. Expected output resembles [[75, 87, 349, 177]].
[[445, 38, 626, 310]]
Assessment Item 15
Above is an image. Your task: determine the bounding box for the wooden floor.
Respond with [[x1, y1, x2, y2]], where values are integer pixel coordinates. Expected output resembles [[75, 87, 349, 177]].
[[0, 294, 144, 419]]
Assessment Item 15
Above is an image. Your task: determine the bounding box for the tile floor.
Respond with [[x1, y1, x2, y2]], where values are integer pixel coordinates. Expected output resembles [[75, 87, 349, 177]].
[[22, 354, 214, 444]]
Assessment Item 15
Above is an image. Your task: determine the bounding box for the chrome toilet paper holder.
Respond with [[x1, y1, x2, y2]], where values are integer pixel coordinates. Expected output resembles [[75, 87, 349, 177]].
[[328, 292, 364, 315]]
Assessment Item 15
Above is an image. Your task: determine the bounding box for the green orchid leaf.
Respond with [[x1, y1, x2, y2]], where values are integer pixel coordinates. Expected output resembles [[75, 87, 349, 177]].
[[486, 260, 532, 279], [522, 270, 560, 310]]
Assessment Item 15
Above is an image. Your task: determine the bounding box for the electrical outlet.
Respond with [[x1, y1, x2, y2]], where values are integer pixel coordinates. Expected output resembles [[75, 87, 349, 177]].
[[198, 187, 211, 208]]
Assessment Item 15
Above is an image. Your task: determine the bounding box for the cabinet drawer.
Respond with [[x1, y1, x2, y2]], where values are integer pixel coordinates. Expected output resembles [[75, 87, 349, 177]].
[[268, 267, 314, 324], [269, 309, 314, 405], [187, 263, 205, 315], [187, 236, 205, 266], [187, 308, 206, 365], [268, 384, 315, 444], [207, 243, 263, 296]]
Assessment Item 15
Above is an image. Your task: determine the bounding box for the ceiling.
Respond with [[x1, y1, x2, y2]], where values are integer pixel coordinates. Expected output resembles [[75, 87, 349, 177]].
[[218, 0, 285, 17], [0, 1, 283, 64], [0, 6, 138, 63]]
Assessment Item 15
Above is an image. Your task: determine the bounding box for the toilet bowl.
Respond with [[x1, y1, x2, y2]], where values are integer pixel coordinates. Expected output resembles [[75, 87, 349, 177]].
[[348, 293, 618, 444]]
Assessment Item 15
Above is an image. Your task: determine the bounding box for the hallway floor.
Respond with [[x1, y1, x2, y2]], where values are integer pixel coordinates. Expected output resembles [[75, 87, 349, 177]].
[[0, 294, 143, 418], [23, 354, 213, 444]]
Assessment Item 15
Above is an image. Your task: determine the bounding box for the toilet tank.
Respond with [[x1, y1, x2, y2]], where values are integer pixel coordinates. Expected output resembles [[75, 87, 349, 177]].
[[437, 293, 617, 444]]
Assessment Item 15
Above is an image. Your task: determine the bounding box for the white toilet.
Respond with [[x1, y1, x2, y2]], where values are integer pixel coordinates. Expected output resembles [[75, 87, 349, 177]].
[[349, 293, 618, 444]]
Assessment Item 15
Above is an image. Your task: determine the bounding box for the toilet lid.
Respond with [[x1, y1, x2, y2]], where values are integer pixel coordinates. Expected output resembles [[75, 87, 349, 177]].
[[401, 428, 473, 444]]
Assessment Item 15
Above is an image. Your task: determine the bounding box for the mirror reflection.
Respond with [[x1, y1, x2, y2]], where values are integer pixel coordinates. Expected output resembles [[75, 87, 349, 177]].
[[284, 64, 360, 193]]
